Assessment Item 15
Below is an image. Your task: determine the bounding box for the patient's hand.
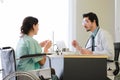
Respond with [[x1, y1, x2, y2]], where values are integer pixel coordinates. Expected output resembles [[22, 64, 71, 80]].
[[40, 40, 49, 47], [44, 40, 52, 53]]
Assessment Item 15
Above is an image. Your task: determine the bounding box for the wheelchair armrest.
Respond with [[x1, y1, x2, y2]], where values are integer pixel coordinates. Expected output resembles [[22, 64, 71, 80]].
[[107, 59, 114, 62], [107, 59, 120, 76], [18, 53, 53, 68], [19, 53, 52, 59], [113, 61, 120, 76]]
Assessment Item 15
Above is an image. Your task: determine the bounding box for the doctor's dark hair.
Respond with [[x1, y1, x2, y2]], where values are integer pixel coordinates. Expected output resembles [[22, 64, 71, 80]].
[[21, 16, 38, 34], [83, 12, 99, 27]]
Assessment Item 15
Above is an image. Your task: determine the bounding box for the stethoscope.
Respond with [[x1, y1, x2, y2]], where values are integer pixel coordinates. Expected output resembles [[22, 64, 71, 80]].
[[85, 27, 100, 49]]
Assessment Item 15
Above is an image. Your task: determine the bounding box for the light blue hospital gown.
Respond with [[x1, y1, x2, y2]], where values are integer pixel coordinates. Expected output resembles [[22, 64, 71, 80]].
[[16, 34, 43, 71], [15, 35, 59, 80]]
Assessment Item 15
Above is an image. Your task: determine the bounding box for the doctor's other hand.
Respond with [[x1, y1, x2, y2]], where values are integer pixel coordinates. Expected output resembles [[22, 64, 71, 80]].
[[72, 40, 82, 51], [72, 40, 79, 48], [80, 48, 93, 55]]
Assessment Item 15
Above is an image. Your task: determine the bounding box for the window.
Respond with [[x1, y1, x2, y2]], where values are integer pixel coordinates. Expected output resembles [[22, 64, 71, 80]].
[[0, 0, 69, 49]]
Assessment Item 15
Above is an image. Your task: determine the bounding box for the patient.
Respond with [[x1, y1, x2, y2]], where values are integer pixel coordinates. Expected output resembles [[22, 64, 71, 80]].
[[15, 16, 59, 80], [16, 16, 51, 71]]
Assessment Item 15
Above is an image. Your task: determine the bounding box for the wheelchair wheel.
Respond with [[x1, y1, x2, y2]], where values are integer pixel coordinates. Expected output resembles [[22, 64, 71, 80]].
[[3, 71, 41, 80]]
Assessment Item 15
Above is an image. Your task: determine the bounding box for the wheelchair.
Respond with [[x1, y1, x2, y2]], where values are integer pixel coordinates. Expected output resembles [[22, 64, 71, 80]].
[[0, 47, 58, 80], [107, 42, 120, 80]]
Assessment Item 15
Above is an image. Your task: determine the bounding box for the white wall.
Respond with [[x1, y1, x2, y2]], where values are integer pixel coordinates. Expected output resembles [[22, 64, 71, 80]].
[[115, 0, 120, 42], [0, 0, 69, 49], [70, 0, 115, 48]]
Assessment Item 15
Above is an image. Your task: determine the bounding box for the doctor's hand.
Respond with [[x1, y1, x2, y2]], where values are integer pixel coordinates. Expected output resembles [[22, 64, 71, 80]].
[[72, 40, 79, 48], [72, 40, 82, 51], [80, 48, 93, 55]]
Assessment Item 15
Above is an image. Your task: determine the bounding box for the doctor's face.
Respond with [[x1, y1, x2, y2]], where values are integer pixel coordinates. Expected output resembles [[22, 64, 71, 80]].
[[82, 17, 93, 32]]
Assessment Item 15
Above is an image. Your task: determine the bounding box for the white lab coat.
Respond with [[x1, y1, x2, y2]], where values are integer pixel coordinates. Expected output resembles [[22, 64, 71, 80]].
[[85, 28, 114, 60]]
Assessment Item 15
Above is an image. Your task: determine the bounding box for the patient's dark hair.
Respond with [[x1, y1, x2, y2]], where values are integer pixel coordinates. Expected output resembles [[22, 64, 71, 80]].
[[21, 16, 38, 34], [83, 12, 99, 26]]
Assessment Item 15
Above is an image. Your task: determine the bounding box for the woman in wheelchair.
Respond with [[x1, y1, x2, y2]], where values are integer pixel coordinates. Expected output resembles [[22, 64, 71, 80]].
[[15, 16, 59, 80]]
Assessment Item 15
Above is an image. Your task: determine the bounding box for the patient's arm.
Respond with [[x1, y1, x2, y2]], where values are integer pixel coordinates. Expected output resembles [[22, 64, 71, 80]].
[[39, 40, 49, 47], [38, 56, 46, 66], [44, 40, 52, 53], [39, 40, 52, 65]]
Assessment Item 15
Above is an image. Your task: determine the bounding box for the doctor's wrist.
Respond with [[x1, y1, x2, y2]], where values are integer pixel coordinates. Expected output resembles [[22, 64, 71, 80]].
[[76, 46, 82, 52]]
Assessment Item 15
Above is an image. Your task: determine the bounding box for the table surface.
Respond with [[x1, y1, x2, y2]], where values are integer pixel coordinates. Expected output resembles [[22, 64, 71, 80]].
[[47, 53, 108, 58]]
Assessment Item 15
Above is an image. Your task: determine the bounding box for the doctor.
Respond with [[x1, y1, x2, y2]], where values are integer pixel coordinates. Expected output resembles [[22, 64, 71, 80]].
[[72, 12, 114, 60]]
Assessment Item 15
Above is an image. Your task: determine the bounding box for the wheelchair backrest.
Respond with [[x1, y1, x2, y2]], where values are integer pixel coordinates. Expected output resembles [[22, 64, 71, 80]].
[[0, 47, 16, 79]]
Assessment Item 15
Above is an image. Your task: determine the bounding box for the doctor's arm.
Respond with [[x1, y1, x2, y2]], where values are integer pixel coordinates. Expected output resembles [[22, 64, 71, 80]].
[[72, 40, 93, 54], [93, 32, 114, 60]]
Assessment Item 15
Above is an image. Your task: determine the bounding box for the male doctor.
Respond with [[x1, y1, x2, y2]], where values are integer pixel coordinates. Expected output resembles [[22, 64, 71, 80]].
[[72, 12, 114, 60]]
